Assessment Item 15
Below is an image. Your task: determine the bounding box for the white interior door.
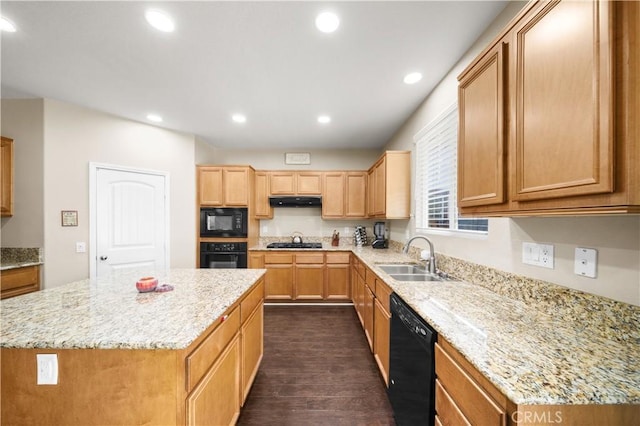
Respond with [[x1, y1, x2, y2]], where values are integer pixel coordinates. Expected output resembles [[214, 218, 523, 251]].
[[92, 165, 168, 278]]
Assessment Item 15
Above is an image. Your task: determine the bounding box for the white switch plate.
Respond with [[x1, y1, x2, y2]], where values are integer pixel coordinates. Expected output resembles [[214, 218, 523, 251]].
[[522, 242, 554, 269], [75, 242, 86, 253], [575, 247, 597, 278], [37, 354, 58, 385]]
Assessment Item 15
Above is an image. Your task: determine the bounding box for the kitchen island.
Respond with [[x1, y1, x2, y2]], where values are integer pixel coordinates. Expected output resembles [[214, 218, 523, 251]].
[[0, 268, 266, 425]]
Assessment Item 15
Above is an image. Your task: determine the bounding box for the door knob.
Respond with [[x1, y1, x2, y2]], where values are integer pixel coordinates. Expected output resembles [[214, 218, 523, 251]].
[[100, 256, 108, 261]]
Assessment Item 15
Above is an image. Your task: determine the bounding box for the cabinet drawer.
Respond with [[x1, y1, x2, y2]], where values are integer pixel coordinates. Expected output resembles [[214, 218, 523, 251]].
[[264, 253, 293, 264], [241, 279, 264, 323], [435, 343, 505, 426], [436, 379, 471, 426], [374, 278, 392, 313], [186, 307, 240, 392], [1, 266, 40, 299], [325, 252, 350, 264], [295, 253, 324, 264]]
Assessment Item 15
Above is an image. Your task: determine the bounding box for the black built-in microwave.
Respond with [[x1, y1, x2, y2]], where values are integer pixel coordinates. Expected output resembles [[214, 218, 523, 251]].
[[200, 207, 248, 238]]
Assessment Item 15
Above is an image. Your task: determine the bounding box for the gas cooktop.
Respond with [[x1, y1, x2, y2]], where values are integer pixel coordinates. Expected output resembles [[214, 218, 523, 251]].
[[266, 242, 323, 249]]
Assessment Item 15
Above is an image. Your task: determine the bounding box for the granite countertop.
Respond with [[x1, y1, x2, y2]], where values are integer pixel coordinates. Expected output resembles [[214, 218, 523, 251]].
[[0, 268, 266, 350], [350, 247, 640, 406], [0, 261, 43, 271]]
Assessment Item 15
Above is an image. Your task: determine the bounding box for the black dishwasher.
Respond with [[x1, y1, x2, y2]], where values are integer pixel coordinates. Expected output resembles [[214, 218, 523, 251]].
[[387, 292, 437, 426]]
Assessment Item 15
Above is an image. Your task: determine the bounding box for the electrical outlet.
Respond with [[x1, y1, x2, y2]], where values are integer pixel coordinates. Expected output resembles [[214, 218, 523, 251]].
[[522, 242, 554, 269], [37, 354, 58, 385]]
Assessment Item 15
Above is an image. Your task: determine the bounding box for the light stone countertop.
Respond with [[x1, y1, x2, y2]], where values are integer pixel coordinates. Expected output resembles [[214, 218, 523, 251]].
[[0, 268, 266, 350], [349, 247, 640, 406], [0, 261, 43, 271]]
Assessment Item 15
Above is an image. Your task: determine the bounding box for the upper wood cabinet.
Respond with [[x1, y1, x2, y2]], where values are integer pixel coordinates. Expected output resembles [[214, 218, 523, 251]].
[[321, 171, 367, 219], [269, 171, 322, 195], [254, 171, 273, 219], [458, 43, 507, 208], [1, 136, 14, 217], [367, 151, 411, 219], [197, 166, 253, 207], [458, 0, 640, 216]]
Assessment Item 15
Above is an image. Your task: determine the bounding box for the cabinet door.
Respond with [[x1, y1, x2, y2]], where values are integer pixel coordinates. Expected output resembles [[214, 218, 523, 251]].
[[270, 172, 296, 195], [241, 304, 263, 405], [374, 158, 386, 215], [458, 43, 507, 208], [1, 137, 14, 217], [363, 285, 375, 352], [223, 167, 249, 206], [367, 169, 375, 217], [198, 167, 224, 206], [345, 172, 367, 217], [325, 264, 350, 300], [512, 0, 614, 201], [373, 298, 390, 386], [187, 335, 241, 426], [264, 265, 294, 300], [0, 265, 40, 300], [296, 172, 322, 195], [254, 172, 273, 218], [295, 264, 324, 300], [322, 172, 345, 218]]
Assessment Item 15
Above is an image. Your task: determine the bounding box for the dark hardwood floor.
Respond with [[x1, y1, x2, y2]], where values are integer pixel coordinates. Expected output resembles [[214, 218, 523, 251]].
[[237, 305, 396, 426]]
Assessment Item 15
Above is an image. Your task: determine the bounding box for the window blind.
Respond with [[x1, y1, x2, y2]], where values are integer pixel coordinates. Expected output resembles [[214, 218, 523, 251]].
[[415, 104, 488, 234]]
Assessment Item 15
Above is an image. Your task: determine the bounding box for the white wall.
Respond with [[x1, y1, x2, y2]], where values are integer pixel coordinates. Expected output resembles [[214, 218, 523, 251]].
[[199, 147, 381, 170], [0, 99, 45, 247], [383, 2, 640, 306], [42, 99, 197, 288]]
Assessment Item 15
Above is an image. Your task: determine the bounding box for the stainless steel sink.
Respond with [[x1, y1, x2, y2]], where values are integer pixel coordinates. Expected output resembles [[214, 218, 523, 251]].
[[389, 273, 444, 282], [377, 264, 426, 274]]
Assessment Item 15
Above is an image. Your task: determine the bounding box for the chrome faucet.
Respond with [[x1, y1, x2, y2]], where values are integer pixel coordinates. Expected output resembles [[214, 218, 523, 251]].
[[403, 235, 437, 274]]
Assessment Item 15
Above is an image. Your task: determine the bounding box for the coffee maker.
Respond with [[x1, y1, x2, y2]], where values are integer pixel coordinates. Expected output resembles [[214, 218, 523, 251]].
[[371, 222, 388, 249]]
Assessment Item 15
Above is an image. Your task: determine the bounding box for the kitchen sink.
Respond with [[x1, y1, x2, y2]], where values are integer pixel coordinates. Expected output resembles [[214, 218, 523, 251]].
[[389, 273, 444, 282], [376, 264, 427, 274], [376, 263, 451, 282]]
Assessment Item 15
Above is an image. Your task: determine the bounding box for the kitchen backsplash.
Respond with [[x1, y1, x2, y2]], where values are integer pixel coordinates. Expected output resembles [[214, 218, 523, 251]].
[[400, 241, 640, 344], [0, 247, 42, 265]]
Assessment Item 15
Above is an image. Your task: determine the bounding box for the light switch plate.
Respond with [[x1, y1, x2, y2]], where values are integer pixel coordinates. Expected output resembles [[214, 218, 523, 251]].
[[522, 242, 554, 269], [575, 247, 597, 278], [37, 354, 58, 385], [75, 242, 86, 253]]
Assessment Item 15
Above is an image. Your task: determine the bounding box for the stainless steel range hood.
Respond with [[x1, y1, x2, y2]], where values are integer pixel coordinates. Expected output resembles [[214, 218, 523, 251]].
[[268, 196, 322, 207]]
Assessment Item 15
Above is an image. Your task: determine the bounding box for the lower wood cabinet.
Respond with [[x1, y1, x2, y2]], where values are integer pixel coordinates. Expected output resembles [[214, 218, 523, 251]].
[[187, 335, 241, 426], [325, 252, 351, 300], [435, 339, 510, 426], [251, 251, 351, 301], [241, 304, 263, 404], [373, 278, 392, 386], [295, 253, 324, 300], [0, 265, 40, 299]]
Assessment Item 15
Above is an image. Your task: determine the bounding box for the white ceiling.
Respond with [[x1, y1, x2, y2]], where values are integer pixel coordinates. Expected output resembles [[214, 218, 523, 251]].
[[1, 1, 508, 150]]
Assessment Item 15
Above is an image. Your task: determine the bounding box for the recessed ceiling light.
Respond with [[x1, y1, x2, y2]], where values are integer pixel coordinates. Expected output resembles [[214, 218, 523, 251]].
[[146, 114, 163, 123], [0, 16, 17, 33], [403, 72, 423, 85], [145, 9, 175, 33], [315, 12, 339, 33], [317, 115, 331, 124], [232, 114, 247, 124]]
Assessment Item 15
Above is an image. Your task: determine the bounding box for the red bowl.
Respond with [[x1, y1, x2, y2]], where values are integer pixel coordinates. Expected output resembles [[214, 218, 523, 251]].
[[136, 277, 158, 293]]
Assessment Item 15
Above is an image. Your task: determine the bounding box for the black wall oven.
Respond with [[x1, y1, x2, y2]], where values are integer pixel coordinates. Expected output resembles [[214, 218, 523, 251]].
[[200, 208, 248, 238], [200, 242, 247, 269]]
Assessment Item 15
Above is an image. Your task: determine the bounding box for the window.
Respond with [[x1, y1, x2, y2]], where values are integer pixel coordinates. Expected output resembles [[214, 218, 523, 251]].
[[414, 104, 488, 234]]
